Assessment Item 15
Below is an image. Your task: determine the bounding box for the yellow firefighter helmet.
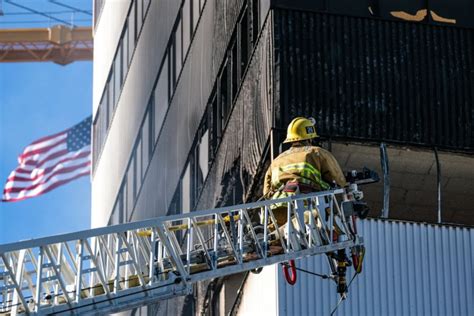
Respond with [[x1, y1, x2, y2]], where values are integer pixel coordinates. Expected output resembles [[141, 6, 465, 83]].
[[283, 117, 319, 143]]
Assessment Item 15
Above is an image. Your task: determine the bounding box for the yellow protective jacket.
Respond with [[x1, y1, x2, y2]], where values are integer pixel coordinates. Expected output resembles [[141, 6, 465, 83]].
[[263, 145, 347, 196]]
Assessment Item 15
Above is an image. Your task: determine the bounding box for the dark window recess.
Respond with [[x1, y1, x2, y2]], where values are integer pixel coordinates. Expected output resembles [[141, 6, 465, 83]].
[[132, 0, 138, 43], [126, 163, 134, 214], [92, 114, 99, 167], [183, 0, 191, 53], [219, 62, 230, 127], [113, 57, 120, 104], [251, 0, 259, 45], [168, 185, 181, 216], [142, 107, 153, 174], [191, 120, 208, 207], [110, 190, 124, 225], [137, 0, 143, 33], [128, 6, 136, 60], [192, 0, 200, 31], [191, 146, 201, 207], [175, 16, 183, 76], [123, 26, 129, 72], [168, 185, 183, 241], [136, 139, 143, 194], [239, 9, 249, 74], [144, 0, 151, 14], [231, 40, 239, 101], [101, 87, 108, 131], [169, 42, 176, 98], [209, 93, 219, 159], [115, 54, 121, 93]]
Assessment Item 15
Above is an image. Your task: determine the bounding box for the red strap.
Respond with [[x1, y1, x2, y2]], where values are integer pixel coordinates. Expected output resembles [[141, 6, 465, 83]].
[[283, 260, 297, 285]]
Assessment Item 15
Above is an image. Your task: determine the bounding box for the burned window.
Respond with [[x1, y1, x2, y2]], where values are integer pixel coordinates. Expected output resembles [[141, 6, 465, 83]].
[[251, 0, 259, 46], [231, 39, 239, 101], [219, 61, 230, 128], [239, 8, 249, 74], [168, 43, 176, 97], [175, 16, 183, 79], [182, 162, 191, 213], [209, 92, 219, 159]]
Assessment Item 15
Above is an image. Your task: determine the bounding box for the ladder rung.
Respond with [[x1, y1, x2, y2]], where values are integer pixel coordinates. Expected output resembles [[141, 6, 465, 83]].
[[41, 275, 58, 282], [118, 260, 134, 266], [0, 284, 16, 291], [81, 267, 97, 274]]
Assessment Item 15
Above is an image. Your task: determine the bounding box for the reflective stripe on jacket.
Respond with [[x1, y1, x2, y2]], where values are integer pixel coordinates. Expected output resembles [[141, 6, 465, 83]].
[[263, 145, 347, 196]]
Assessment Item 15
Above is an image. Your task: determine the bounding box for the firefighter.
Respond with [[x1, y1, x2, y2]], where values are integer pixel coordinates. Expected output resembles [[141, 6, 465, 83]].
[[263, 117, 347, 226]]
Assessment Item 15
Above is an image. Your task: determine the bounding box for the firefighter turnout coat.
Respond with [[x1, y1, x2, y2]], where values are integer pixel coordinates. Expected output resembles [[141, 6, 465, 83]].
[[264, 145, 347, 197]]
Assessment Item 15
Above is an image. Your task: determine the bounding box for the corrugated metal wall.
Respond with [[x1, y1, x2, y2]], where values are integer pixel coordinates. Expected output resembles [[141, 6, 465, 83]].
[[278, 219, 474, 316], [273, 9, 474, 151]]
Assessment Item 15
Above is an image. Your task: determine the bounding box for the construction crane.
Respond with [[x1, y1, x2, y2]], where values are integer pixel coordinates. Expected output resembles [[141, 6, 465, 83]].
[[0, 170, 376, 315], [0, 25, 92, 65], [0, 0, 93, 65]]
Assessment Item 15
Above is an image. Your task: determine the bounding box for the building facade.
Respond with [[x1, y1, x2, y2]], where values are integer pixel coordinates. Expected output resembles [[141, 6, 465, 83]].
[[92, 0, 474, 314]]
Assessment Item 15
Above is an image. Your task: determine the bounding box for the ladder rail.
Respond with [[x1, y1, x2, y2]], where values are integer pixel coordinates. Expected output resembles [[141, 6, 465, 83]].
[[0, 189, 344, 254], [0, 188, 363, 315]]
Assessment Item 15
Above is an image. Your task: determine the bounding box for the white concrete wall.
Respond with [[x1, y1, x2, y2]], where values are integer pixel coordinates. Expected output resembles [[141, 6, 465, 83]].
[[91, 0, 179, 228], [93, 0, 130, 117]]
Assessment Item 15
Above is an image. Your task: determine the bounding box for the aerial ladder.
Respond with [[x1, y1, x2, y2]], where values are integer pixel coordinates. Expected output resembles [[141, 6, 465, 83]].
[[0, 169, 376, 315]]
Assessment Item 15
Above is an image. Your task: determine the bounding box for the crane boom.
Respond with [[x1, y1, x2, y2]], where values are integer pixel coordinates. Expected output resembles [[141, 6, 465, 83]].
[[0, 188, 364, 315], [0, 25, 92, 65]]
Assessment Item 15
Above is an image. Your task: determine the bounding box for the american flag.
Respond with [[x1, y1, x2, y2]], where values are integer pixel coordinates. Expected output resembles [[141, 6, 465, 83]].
[[2, 116, 92, 202]]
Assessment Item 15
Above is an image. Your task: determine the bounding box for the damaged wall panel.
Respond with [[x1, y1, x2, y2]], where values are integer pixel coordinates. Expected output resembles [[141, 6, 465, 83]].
[[196, 19, 274, 210], [273, 9, 474, 152]]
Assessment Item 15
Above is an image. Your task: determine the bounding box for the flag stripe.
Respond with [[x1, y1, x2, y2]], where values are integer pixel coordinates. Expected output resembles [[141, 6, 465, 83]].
[[4, 158, 90, 189], [21, 133, 67, 157], [20, 137, 67, 161], [21, 148, 69, 168], [3, 164, 90, 199], [29, 129, 68, 145], [8, 151, 91, 182], [3, 161, 91, 193], [2, 116, 91, 202], [15, 146, 88, 173], [2, 170, 90, 202]]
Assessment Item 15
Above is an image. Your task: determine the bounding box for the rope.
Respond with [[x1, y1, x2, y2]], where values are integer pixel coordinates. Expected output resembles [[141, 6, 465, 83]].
[[280, 262, 331, 280], [330, 272, 359, 316]]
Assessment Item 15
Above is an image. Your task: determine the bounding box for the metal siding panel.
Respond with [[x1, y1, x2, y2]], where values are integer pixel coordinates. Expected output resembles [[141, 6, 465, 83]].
[[272, 219, 473, 315], [273, 10, 474, 152]]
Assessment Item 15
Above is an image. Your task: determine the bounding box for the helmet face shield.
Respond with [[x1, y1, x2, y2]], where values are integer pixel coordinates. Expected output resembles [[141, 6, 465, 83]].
[[284, 117, 319, 143]]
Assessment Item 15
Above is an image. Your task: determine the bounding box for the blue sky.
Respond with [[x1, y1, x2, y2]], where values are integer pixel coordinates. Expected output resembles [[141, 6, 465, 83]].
[[0, 61, 92, 244], [0, 0, 92, 245]]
